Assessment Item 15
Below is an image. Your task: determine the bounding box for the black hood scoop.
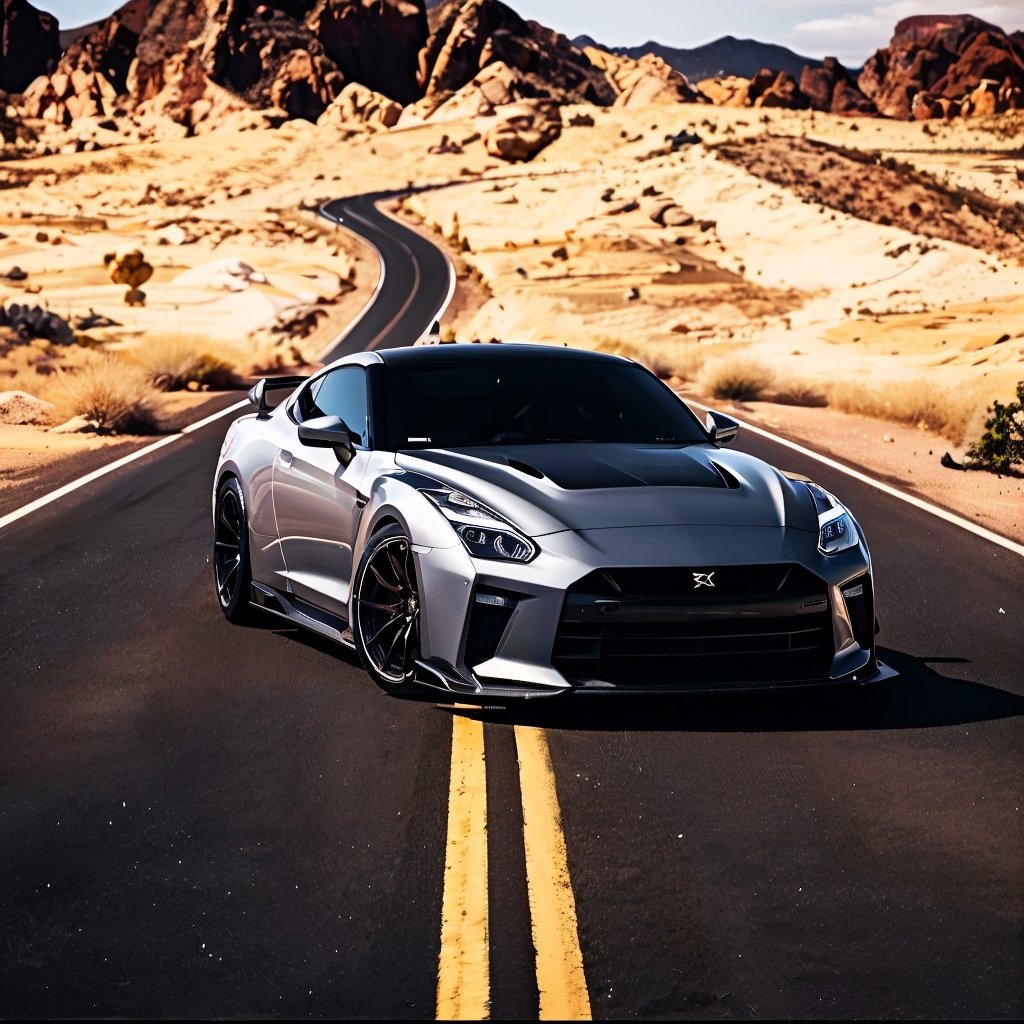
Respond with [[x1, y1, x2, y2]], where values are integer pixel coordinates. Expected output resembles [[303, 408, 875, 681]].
[[478, 444, 730, 490]]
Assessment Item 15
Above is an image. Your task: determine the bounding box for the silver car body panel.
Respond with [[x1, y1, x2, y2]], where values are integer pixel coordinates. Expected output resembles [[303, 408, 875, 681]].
[[215, 345, 888, 699]]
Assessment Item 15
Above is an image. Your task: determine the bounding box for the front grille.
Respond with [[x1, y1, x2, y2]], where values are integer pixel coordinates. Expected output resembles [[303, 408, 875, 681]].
[[553, 564, 834, 689]]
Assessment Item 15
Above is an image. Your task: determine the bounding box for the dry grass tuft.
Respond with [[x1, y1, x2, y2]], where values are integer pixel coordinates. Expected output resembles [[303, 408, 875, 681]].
[[55, 356, 160, 434], [824, 378, 981, 444], [701, 357, 775, 401], [128, 333, 243, 391], [769, 379, 828, 408]]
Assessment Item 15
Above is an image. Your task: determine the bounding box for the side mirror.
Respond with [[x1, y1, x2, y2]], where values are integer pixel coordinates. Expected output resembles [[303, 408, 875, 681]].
[[705, 410, 739, 445], [298, 415, 356, 465]]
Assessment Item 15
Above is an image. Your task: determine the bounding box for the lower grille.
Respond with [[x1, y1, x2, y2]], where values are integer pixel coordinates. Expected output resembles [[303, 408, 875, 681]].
[[553, 564, 834, 689]]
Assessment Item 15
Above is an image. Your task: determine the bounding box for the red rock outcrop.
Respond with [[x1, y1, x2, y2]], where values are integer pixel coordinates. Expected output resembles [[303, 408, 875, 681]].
[[311, 0, 428, 105], [21, 0, 428, 134], [858, 14, 1024, 118], [420, 0, 614, 113], [800, 56, 876, 115], [751, 69, 806, 109], [0, 0, 61, 93], [583, 46, 704, 107]]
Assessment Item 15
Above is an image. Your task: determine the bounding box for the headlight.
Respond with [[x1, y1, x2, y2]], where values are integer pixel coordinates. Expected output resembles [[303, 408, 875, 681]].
[[804, 482, 860, 556], [421, 487, 538, 563]]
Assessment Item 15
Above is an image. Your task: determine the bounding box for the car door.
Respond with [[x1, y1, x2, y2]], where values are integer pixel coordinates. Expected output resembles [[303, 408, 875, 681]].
[[271, 366, 371, 618]]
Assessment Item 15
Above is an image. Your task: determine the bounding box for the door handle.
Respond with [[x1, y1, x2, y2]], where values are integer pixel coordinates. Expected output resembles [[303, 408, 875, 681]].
[[278, 450, 293, 466]]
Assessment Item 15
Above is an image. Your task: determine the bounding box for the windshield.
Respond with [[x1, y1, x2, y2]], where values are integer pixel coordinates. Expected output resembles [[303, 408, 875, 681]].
[[378, 356, 708, 449]]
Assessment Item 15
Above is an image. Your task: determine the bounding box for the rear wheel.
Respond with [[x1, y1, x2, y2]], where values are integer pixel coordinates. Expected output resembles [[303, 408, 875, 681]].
[[352, 524, 421, 694], [213, 477, 258, 624]]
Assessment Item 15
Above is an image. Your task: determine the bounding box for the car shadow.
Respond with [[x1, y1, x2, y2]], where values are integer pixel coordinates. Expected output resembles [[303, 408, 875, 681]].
[[439, 648, 1024, 733]]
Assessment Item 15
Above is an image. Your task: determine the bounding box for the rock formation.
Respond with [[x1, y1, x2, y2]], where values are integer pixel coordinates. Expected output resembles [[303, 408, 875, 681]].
[[0, 0, 61, 93], [318, 80, 402, 129], [800, 57, 876, 115], [21, 0, 429, 135], [311, 0, 428, 105], [107, 247, 153, 306], [483, 98, 560, 161], [583, 46, 704, 107], [858, 14, 1024, 118], [419, 0, 614, 114]]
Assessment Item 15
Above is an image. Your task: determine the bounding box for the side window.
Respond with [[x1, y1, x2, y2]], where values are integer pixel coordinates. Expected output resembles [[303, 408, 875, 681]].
[[303, 367, 369, 446]]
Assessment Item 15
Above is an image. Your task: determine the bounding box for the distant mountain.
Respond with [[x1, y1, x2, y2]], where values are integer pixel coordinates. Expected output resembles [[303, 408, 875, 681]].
[[573, 34, 824, 82]]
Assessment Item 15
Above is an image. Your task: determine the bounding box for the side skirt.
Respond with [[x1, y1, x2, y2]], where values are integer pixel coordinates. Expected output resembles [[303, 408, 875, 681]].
[[250, 582, 355, 650]]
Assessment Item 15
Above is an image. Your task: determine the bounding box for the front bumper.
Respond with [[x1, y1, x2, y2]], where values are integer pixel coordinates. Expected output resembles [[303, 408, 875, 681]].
[[411, 524, 891, 700]]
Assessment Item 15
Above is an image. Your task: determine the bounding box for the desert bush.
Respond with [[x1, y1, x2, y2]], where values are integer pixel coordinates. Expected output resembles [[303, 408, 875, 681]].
[[769, 380, 828, 407], [967, 381, 1024, 472], [701, 357, 775, 401], [824, 378, 978, 444], [130, 334, 243, 391], [56, 356, 159, 434]]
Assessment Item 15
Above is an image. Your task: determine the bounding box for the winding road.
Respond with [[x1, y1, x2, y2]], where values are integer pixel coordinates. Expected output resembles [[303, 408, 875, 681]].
[[0, 196, 1021, 1020]]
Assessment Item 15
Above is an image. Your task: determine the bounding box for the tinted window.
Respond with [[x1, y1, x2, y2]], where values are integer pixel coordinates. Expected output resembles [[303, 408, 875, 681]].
[[379, 356, 706, 449], [303, 367, 368, 445]]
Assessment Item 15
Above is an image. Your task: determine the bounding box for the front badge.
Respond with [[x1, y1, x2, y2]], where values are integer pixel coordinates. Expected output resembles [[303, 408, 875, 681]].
[[692, 572, 716, 588]]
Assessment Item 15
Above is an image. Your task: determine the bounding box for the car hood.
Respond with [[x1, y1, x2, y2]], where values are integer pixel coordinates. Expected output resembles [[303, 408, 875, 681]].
[[396, 443, 818, 536]]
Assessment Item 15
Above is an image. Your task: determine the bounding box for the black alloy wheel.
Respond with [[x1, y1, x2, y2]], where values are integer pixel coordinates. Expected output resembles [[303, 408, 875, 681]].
[[213, 477, 258, 624], [353, 524, 421, 693]]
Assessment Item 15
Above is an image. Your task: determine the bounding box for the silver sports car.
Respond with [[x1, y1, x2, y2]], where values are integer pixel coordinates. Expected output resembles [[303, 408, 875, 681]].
[[213, 344, 890, 698]]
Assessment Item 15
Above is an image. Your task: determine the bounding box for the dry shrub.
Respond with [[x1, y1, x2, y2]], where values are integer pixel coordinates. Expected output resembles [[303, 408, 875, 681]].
[[769, 379, 828, 407], [701, 357, 775, 401], [56, 356, 160, 434], [129, 333, 243, 391], [824, 378, 980, 444]]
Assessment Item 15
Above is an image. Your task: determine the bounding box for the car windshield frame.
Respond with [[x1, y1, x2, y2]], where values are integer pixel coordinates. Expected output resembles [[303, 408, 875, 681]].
[[374, 352, 709, 451]]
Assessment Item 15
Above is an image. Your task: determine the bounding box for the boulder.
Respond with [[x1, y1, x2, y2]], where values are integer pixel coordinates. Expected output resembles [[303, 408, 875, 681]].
[[107, 247, 153, 306], [697, 75, 750, 108], [0, 390, 56, 426], [318, 81, 402, 129], [483, 100, 561, 161], [753, 70, 806, 109]]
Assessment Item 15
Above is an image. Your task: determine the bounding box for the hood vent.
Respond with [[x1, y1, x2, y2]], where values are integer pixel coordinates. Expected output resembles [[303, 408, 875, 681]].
[[710, 460, 741, 489], [507, 458, 546, 480]]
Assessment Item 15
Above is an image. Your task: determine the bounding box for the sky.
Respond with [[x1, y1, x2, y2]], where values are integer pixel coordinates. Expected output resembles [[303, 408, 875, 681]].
[[38, 1, 1024, 68]]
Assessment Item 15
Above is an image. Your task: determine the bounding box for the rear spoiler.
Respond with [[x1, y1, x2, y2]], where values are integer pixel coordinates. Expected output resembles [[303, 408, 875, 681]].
[[248, 375, 307, 420]]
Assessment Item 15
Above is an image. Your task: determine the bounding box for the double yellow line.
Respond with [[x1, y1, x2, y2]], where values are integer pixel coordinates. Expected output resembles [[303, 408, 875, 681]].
[[437, 716, 592, 1021]]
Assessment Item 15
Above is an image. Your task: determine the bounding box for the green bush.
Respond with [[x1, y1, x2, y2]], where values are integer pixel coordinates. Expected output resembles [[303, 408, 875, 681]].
[[968, 382, 1024, 472]]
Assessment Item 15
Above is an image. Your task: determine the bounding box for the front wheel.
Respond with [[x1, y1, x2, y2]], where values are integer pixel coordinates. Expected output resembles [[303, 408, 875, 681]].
[[352, 524, 421, 694], [213, 477, 259, 624]]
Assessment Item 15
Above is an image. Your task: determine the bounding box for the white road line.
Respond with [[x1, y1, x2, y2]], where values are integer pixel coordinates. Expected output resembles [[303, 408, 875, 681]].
[[0, 194, 446, 536], [0, 400, 249, 533], [689, 399, 1024, 559]]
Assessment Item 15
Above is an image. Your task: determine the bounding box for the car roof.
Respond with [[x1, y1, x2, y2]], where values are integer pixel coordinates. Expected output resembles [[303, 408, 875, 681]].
[[374, 343, 631, 368]]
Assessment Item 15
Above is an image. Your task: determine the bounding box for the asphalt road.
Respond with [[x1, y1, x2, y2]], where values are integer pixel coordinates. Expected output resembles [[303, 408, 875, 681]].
[[0, 198, 1021, 1020]]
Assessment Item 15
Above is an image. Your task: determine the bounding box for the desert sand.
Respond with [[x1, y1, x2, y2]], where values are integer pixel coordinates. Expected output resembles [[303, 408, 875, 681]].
[[1, 102, 1021, 536]]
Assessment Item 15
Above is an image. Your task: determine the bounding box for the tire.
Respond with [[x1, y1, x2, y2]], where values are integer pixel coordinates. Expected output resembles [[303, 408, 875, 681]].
[[352, 524, 421, 694], [213, 477, 259, 625]]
